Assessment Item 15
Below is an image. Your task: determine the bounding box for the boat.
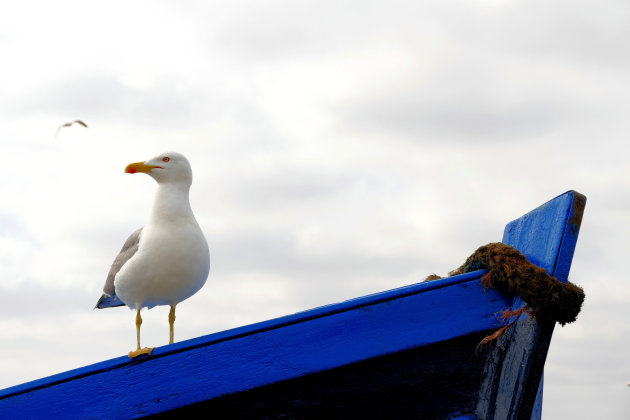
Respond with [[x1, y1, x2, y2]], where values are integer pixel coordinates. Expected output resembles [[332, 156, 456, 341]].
[[0, 190, 586, 419]]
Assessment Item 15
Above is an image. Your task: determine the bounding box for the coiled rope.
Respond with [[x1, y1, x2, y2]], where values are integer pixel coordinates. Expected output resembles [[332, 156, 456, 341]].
[[427, 242, 585, 345]]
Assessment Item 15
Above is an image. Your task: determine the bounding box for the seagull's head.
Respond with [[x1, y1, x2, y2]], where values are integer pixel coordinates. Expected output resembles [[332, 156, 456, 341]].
[[125, 151, 193, 185]]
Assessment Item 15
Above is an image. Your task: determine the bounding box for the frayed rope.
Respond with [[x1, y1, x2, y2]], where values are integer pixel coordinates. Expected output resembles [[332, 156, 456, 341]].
[[426, 243, 585, 347]]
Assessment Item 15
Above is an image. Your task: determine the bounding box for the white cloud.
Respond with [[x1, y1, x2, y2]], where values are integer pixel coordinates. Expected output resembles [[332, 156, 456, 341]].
[[0, 1, 628, 418]]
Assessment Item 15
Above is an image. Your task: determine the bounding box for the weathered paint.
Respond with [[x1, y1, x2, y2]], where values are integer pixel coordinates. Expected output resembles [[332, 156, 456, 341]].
[[169, 330, 498, 418], [475, 190, 586, 420]]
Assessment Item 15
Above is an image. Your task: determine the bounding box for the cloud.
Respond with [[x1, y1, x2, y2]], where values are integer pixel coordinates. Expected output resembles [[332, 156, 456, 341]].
[[544, 298, 630, 418], [1, 2, 629, 418], [337, 80, 575, 143], [9, 76, 225, 130]]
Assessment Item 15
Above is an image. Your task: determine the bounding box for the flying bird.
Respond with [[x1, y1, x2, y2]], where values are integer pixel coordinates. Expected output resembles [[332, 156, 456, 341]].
[[95, 151, 210, 358], [55, 120, 88, 137]]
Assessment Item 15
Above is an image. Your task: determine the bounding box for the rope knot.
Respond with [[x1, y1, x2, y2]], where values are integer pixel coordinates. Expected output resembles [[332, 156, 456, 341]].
[[427, 243, 585, 346], [454, 242, 584, 326]]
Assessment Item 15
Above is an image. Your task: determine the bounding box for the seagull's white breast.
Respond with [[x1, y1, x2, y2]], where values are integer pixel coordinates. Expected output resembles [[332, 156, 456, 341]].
[[114, 221, 210, 310]]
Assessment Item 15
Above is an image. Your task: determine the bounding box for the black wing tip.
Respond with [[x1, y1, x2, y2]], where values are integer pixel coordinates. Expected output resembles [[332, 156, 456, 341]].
[[95, 294, 125, 309]]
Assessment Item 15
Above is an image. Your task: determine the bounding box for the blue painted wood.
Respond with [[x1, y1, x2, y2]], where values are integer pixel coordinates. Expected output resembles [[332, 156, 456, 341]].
[[475, 190, 586, 420], [0, 270, 510, 419], [502, 190, 584, 281], [531, 377, 544, 420], [0, 191, 585, 419], [0, 271, 483, 399]]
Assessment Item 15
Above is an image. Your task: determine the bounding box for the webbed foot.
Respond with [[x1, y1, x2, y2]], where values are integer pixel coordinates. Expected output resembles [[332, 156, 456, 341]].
[[128, 347, 154, 358]]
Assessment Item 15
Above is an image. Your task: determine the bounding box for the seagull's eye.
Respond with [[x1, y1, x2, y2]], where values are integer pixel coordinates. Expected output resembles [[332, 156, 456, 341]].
[[162, 157, 170, 163]]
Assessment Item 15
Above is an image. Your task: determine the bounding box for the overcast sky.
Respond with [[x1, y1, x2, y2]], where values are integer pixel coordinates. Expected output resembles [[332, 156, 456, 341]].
[[1, 0, 629, 418]]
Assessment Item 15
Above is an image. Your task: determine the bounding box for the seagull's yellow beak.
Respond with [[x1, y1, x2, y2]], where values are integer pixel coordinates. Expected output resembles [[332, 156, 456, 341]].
[[125, 161, 162, 174]]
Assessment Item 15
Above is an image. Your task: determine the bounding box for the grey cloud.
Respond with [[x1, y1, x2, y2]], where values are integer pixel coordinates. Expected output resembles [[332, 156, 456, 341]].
[[335, 59, 588, 144], [341, 94, 569, 143], [320, 1, 630, 145], [1, 282, 94, 320], [12, 76, 223, 128], [492, 1, 630, 68], [543, 299, 630, 419], [212, 227, 431, 283], [226, 168, 352, 207], [205, 1, 394, 60]]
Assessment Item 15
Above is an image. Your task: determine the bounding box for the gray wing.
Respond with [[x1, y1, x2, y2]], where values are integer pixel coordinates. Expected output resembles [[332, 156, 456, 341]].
[[95, 227, 143, 309]]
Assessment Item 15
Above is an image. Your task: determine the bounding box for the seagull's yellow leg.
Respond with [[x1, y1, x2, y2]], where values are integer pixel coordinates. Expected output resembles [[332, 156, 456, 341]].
[[135, 310, 141, 349], [128, 309, 154, 358], [169, 306, 176, 345]]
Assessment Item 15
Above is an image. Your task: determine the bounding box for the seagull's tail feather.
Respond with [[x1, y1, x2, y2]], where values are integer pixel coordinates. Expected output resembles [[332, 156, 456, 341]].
[[94, 293, 125, 309]]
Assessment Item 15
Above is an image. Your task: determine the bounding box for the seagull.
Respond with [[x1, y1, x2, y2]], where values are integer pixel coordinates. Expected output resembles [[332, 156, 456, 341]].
[[55, 120, 88, 137], [95, 151, 210, 358]]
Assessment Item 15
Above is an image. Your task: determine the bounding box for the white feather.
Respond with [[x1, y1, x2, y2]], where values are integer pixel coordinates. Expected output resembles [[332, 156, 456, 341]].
[[113, 152, 210, 310]]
